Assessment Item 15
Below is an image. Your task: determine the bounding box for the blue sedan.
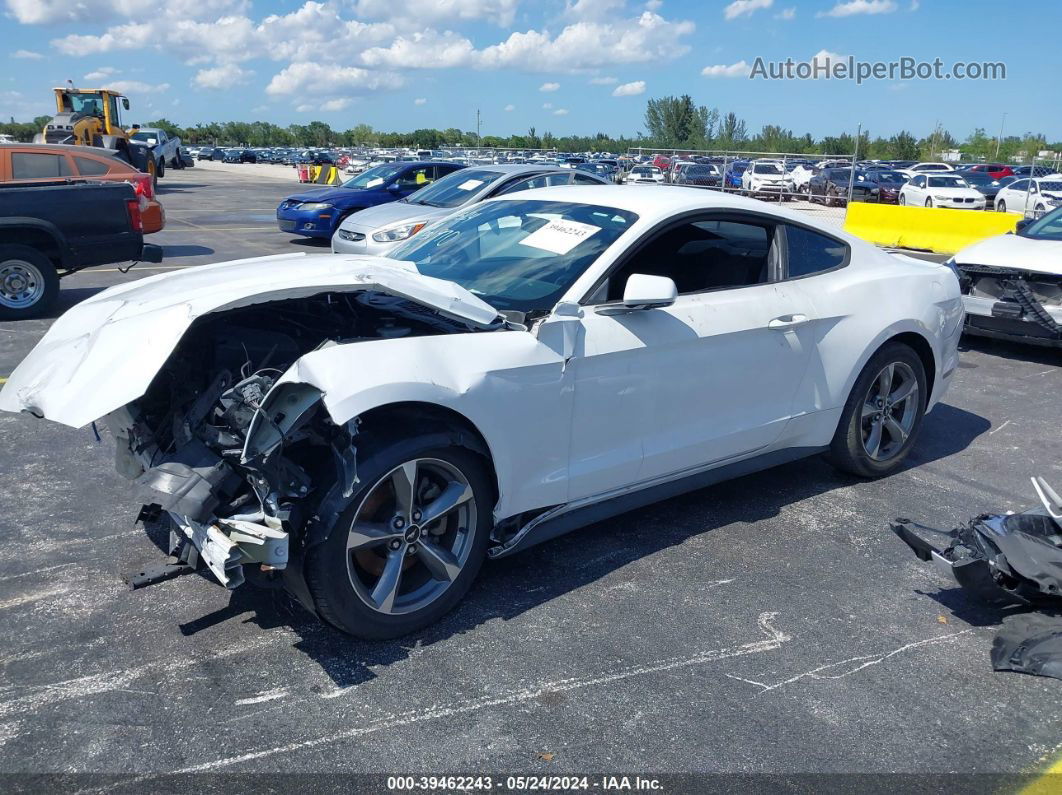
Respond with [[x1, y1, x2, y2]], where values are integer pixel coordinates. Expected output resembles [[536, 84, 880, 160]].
[[276, 161, 464, 240]]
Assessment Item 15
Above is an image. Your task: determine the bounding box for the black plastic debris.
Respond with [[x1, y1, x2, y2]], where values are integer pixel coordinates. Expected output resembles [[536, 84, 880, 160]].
[[891, 476, 1062, 680], [991, 613, 1062, 681]]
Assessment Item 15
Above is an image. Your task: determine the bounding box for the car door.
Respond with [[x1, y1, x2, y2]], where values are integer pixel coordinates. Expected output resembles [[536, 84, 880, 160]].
[[906, 175, 927, 204], [1000, 179, 1027, 211], [563, 212, 817, 499]]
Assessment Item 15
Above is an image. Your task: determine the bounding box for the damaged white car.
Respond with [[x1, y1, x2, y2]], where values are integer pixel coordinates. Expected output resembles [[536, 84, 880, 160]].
[[951, 206, 1062, 347], [0, 186, 964, 638]]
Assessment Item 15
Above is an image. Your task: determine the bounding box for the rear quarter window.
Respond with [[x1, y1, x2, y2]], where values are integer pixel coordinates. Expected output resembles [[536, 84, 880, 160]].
[[785, 225, 848, 278], [74, 156, 113, 176]]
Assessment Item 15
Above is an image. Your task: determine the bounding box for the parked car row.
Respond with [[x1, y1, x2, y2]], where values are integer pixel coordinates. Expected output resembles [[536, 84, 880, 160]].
[[276, 160, 609, 248]]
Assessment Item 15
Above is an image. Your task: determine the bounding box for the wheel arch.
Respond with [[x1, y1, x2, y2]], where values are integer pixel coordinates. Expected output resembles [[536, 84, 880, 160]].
[[354, 400, 500, 507]]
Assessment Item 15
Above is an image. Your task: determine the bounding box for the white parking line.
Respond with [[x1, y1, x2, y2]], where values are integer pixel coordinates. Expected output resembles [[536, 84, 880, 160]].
[[173, 612, 791, 772]]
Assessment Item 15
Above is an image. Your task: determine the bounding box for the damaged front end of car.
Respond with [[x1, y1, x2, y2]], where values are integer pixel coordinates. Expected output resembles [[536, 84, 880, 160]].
[[891, 476, 1062, 605], [103, 290, 497, 592], [957, 263, 1062, 347]]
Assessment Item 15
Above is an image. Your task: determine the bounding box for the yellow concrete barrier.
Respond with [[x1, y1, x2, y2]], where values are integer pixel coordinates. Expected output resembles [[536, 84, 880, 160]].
[[844, 202, 1018, 255]]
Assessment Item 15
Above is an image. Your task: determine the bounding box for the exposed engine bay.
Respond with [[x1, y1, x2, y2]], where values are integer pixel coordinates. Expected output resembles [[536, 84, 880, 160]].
[[107, 291, 483, 588]]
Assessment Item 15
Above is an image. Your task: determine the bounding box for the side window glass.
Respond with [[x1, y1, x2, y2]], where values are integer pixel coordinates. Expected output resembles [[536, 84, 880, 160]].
[[603, 218, 773, 301], [496, 176, 545, 195], [74, 156, 111, 176], [573, 172, 600, 184], [11, 153, 72, 179], [784, 225, 848, 278]]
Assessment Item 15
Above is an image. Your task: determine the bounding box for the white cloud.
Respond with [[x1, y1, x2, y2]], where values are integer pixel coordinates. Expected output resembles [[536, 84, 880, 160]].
[[413, 97, 427, 105], [504, 103, 515, 111], [811, 49, 847, 68], [589, 76, 617, 84], [774, 7, 795, 19], [645, 0, 662, 8], [818, 0, 897, 17], [909, 0, 920, 8], [542, 102, 553, 109], [296, 103, 314, 112], [7, 0, 247, 25], [11, 49, 43, 59], [701, 60, 751, 77], [321, 98, 351, 111], [539, 81, 560, 92], [266, 61, 403, 97], [108, 80, 170, 94], [354, 0, 518, 26], [192, 65, 253, 89], [724, 0, 772, 20], [84, 66, 117, 80], [361, 30, 475, 69], [565, 0, 625, 20], [553, 108, 569, 115], [612, 79, 645, 96], [477, 11, 695, 72]]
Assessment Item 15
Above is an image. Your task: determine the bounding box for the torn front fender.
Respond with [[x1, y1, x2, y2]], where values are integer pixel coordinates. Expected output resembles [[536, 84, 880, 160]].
[[0, 253, 501, 428]]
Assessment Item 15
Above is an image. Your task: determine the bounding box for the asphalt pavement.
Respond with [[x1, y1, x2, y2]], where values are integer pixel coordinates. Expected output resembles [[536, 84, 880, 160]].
[[0, 167, 1059, 784]]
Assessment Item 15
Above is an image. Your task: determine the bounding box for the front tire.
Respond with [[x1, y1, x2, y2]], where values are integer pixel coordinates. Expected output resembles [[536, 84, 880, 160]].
[[0, 245, 59, 320], [827, 342, 927, 478], [997, 200, 1006, 213], [304, 437, 493, 639]]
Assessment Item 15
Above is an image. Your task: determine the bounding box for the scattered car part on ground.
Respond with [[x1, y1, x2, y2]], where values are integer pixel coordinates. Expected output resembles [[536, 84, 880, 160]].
[[951, 206, 1062, 346], [1, 186, 962, 638], [892, 476, 1062, 681], [991, 613, 1062, 681]]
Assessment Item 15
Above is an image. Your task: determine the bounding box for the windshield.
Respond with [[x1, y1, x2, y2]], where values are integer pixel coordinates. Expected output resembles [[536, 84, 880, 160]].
[[753, 164, 783, 175], [871, 170, 905, 183], [343, 163, 404, 189], [1039, 181, 1062, 192], [405, 169, 494, 208], [131, 131, 158, 144], [928, 176, 968, 188], [961, 172, 992, 184], [1021, 206, 1062, 240], [388, 199, 638, 313]]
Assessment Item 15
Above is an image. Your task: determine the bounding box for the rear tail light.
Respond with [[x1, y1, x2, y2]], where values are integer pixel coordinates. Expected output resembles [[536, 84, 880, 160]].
[[128, 173, 155, 200], [126, 199, 144, 233]]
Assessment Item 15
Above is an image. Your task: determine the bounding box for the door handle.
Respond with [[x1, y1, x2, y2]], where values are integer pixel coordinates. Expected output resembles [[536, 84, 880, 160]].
[[768, 314, 808, 329]]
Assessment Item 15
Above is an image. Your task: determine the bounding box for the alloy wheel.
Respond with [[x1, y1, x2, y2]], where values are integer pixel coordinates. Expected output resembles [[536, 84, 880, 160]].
[[860, 362, 920, 462], [345, 457, 477, 615]]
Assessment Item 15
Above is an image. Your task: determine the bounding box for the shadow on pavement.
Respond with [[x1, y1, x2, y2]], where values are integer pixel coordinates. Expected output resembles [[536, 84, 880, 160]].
[[163, 398, 991, 688], [960, 336, 1062, 367], [161, 244, 214, 258]]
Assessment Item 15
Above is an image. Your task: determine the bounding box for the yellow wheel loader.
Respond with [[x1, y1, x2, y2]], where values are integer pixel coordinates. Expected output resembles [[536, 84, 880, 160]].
[[34, 86, 158, 182]]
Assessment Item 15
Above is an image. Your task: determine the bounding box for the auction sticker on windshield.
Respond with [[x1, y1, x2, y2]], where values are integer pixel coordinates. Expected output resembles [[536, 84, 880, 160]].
[[519, 219, 601, 255], [458, 179, 485, 191]]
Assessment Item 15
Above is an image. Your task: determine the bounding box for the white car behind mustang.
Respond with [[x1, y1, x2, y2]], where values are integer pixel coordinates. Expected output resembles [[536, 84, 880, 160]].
[[0, 186, 964, 638]]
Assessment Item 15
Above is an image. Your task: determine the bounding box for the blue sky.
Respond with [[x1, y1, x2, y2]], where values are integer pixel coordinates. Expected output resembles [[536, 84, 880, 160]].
[[2, 0, 1056, 141]]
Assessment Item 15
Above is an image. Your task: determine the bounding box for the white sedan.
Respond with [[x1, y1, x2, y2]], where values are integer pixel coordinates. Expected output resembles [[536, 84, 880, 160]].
[[899, 173, 986, 209], [0, 186, 963, 638], [624, 165, 664, 184], [994, 178, 1062, 217]]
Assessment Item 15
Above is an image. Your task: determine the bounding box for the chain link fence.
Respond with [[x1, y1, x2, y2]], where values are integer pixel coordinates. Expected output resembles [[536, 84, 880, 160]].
[[623, 147, 1062, 231]]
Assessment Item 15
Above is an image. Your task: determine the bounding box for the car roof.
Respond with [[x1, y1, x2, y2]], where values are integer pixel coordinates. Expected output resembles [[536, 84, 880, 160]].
[[0, 142, 117, 157]]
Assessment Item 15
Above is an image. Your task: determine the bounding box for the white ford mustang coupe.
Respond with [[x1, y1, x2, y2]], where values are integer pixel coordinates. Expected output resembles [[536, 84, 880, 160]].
[[0, 186, 963, 638]]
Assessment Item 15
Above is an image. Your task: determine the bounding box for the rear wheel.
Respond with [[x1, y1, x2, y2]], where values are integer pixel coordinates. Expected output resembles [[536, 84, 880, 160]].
[[925, 198, 933, 207], [997, 200, 1006, 212], [0, 245, 59, 320], [827, 342, 927, 478], [305, 438, 493, 638], [156, 157, 165, 179]]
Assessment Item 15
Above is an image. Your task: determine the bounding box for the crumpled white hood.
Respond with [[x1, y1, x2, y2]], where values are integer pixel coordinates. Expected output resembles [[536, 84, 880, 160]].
[[953, 233, 1062, 276], [0, 252, 500, 428]]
